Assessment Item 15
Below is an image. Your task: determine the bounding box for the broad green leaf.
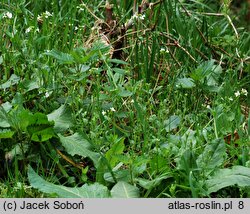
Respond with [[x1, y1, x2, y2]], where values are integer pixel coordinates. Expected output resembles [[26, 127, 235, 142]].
[[111, 181, 140, 198], [118, 89, 133, 97], [206, 166, 250, 194], [176, 77, 195, 89], [0, 107, 10, 128], [30, 126, 55, 142], [47, 105, 73, 132], [108, 58, 128, 65], [105, 137, 125, 167], [44, 49, 74, 64], [58, 133, 100, 167], [136, 173, 172, 190], [164, 115, 181, 132], [197, 139, 226, 175], [104, 170, 130, 183], [0, 129, 15, 139], [28, 166, 110, 198], [0, 74, 20, 89]]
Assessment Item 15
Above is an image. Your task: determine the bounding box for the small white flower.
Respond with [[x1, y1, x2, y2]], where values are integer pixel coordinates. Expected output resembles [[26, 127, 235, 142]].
[[3, 12, 13, 19], [241, 88, 248, 96], [44, 11, 53, 18], [160, 47, 169, 54], [160, 48, 166, 53], [74, 26, 78, 31], [235, 91, 240, 97], [110, 107, 116, 112], [102, 110, 106, 116], [37, 15, 42, 21], [45, 91, 50, 98], [139, 14, 145, 20], [25, 27, 32, 33]]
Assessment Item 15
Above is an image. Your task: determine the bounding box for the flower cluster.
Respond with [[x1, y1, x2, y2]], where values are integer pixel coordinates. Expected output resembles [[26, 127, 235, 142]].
[[102, 107, 116, 116], [2, 11, 13, 19], [235, 88, 248, 97], [37, 11, 53, 22]]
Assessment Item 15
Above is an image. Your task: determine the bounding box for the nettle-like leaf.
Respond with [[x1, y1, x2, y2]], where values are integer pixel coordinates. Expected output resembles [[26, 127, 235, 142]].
[[0, 128, 15, 139], [28, 166, 110, 198], [111, 181, 140, 198], [44, 49, 74, 64], [176, 77, 196, 89], [197, 138, 226, 176], [27, 112, 55, 142], [136, 173, 172, 190], [0, 74, 20, 89], [164, 115, 181, 132], [58, 132, 100, 167], [105, 137, 125, 168], [47, 105, 73, 132], [206, 166, 250, 194]]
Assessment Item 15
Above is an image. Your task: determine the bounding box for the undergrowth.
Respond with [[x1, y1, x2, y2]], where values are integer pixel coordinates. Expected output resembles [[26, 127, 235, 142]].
[[0, 0, 249, 198]]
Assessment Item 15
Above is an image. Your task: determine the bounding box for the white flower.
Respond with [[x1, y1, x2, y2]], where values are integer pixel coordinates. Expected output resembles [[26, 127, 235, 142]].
[[74, 26, 78, 31], [3, 12, 13, 19], [110, 107, 116, 112], [160, 47, 169, 54], [139, 14, 145, 20], [235, 91, 240, 97], [241, 88, 248, 96], [25, 27, 33, 33], [44, 11, 53, 18], [102, 110, 106, 116]]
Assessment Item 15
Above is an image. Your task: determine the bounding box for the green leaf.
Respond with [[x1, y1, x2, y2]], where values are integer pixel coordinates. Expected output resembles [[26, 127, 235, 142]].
[[58, 133, 101, 167], [164, 115, 181, 132], [28, 166, 110, 198], [111, 181, 140, 198], [30, 126, 55, 142], [176, 77, 195, 89], [108, 59, 128, 65], [136, 173, 172, 190], [47, 105, 73, 132], [0, 74, 20, 89], [0, 106, 11, 128], [206, 166, 250, 194], [0, 128, 15, 139], [117, 88, 133, 97], [105, 137, 125, 167], [197, 139, 226, 175], [44, 50, 74, 64]]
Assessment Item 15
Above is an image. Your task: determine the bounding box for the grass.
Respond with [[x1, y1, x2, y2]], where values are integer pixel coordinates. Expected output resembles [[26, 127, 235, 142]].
[[0, 0, 249, 198]]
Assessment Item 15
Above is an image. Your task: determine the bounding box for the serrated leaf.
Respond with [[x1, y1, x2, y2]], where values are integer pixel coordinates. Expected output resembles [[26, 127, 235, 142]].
[[44, 50, 74, 64], [206, 166, 250, 194], [0, 128, 15, 139], [176, 77, 196, 89], [58, 133, 100, 167], [197, 139, 226, 175], [105, 138, 125, 167], [0, 74, 20, 89], [47, 105, 73, 132], [136, 173, 172, 190], [164, 115, 181, 132], [108, 58, 128, 65], [28, 166, 110, 198], [31, 127, 55, 142], [111, 181, 140, 198]]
